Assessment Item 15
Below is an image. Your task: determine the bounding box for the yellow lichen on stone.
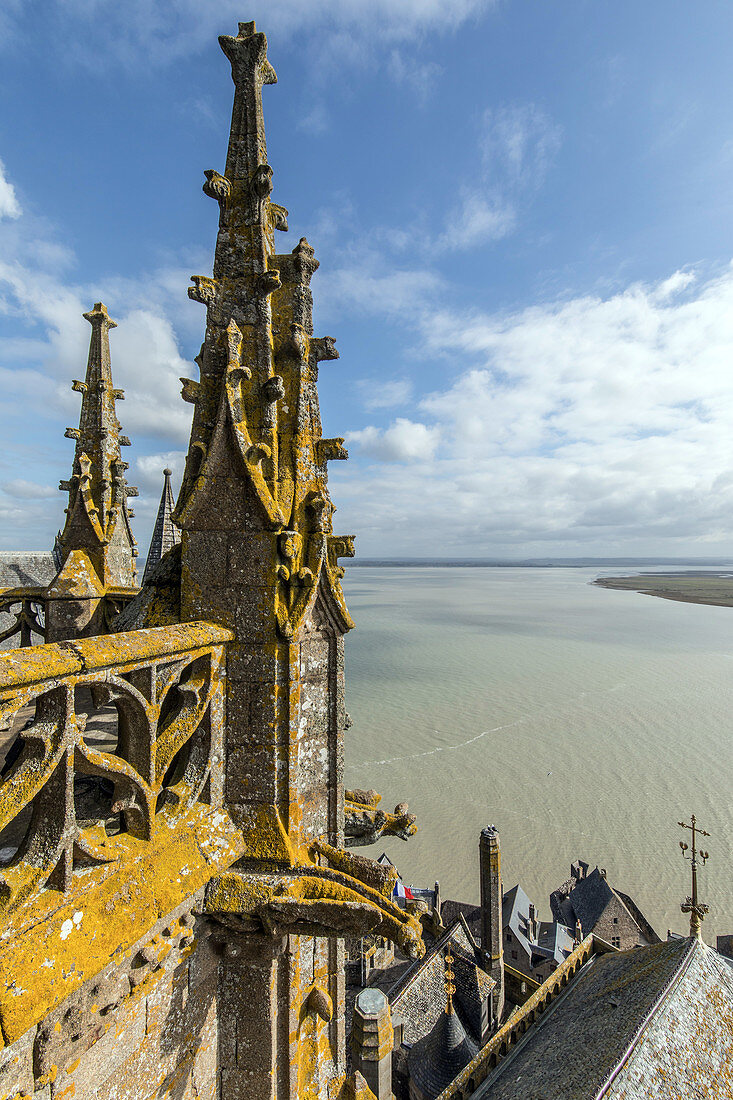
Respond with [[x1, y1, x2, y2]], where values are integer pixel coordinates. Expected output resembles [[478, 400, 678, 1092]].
[[0, 802, 244, 1044]]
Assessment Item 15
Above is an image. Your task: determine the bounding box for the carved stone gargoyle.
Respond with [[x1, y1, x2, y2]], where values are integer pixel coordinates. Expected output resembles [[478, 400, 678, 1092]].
[[345, 788, 418, 848], [204, 832, 424, 959]]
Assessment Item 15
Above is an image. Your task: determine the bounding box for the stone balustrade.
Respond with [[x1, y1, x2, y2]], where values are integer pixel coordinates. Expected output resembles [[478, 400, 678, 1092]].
[[0, 621, 233, 916]]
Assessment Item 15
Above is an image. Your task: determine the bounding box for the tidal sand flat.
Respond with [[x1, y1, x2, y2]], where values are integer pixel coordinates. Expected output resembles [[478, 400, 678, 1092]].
[[342, 565, 733, 941], [594, 571, 733, 607]]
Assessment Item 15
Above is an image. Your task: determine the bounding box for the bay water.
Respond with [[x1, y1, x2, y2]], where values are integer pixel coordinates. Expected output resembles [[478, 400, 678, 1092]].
[[341, 566, 733, 941]]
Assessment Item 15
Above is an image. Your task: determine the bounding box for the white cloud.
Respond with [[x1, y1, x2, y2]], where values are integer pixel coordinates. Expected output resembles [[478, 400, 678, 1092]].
[[480, 104, 562, 190], [1, 479, 56, 500], [134, 451, 186, 493], [4, 2, 496, 70], [359, 379, 413, 411], [438, 104, 561, 251], [132, 452, 186, 552], [317, 256, 444, 320], [652, 269, 696, 302], [388, 49, 442, 104], [0, 159, 20, 221], [0, 240, 195, 446], [0, 199, 198, 552], [440, 191, 515, 249], [334, 263, 733, 554], [347, 418, 440, 462], [299, 103, 330, 136], [108, 309, 191, 441]]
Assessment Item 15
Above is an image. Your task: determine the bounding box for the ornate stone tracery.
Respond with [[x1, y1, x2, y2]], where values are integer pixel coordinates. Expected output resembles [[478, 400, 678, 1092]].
[[0, 622, 229, 918]]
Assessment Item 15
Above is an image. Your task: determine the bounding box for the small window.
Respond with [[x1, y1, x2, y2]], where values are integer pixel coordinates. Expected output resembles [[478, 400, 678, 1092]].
[[613, 917, 618, 925], [611, 936, 620, 947], [511, 950, 518, 959]]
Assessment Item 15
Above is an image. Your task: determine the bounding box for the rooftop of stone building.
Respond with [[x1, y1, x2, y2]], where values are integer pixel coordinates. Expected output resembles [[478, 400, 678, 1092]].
[[503, 883, 573, 968], [550, 864, 660, 943], [467, 936, 733, 1099], [388, 919, 493, 1048], [409, 1006, 480, 1100], [440, 899, 481, 942], [0, 552, 56, 590]]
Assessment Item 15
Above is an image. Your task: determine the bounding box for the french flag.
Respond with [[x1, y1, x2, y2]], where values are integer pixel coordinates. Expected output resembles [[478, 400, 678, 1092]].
[[393, 880, 414, 901]]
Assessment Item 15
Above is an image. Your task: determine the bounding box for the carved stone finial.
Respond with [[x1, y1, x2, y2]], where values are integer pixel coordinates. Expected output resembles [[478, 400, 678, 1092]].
[[311, 336, 339, 363], [253, 163, 274, 198], [305, 985, 333, 1023], [188, 275, 219, 307], [291, 237, 320, 284], [82, 301, 117, 331], [269, 202, 289, 232]]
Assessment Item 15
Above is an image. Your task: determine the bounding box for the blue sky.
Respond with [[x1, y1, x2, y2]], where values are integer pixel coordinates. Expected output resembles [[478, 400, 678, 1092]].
[[2, 1, 733, 557]]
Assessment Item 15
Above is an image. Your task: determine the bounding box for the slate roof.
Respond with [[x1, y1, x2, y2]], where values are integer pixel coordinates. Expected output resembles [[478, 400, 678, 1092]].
[[391, 921, 493, 1047], [0, 553, 57, 649], [605, 939, 733, 1097], [535, 920, 574, 966], [408, 1009, 479, 1100], [503, 883, 573, 969], [550, 865, 660, 944], [550, 866, 614, 929], [441, 899, 481, 942], [452, 950, 494, 1042], [0, 552, 56, 590], [142, 469, 180, 583], [615, 889, 661, 945], [470, 936, 733, 1099]]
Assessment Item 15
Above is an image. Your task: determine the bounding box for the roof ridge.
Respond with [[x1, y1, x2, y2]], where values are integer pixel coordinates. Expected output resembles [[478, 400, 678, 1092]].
[[390, 920, 469, 1002], [593, 936, 698, 1099]]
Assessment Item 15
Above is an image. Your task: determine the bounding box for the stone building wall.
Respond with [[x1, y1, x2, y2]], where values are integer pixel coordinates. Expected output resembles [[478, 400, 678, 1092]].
[[0, 901, 221, 1100], [591, 897, 647, 950]]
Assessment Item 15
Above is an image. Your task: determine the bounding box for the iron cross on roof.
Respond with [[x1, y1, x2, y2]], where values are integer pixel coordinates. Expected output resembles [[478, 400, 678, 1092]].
[[679, 813, 710, 938]]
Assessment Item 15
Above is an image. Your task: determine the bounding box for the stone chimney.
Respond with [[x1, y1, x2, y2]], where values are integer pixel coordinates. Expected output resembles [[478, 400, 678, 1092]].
[[479, 824, 504, 1024], [351, 988, 394, 1100]]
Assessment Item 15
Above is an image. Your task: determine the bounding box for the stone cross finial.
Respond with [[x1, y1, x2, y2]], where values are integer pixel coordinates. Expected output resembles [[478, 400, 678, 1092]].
[[82, 301, 117, 331], [219, 19, 276, 184]]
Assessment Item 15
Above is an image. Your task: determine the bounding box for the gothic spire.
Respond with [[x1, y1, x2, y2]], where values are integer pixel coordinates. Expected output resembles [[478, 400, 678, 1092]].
[[143, 468, 180, 583], [176, 19, 354, 638], [57, 302, 138, 588]]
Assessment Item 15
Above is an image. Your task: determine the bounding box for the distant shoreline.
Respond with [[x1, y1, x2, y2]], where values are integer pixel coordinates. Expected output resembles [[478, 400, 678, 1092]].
[[593, 572, 733, 607], [347, 558, 733, 569]]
